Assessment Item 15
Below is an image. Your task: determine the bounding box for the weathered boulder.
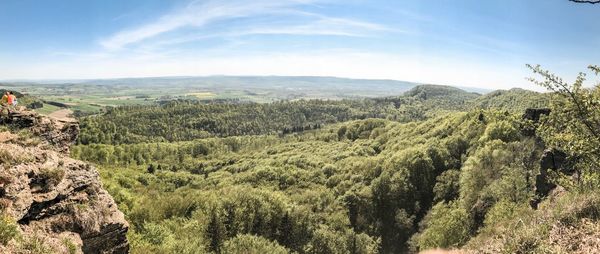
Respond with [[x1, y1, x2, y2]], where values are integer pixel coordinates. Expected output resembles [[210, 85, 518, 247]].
[[0, 111, 128, 253], [5, 110, 79, 154], [531, 148, 571, 209], [540, 148, 568, 173], [523, 108, 551, 122], [522, 108, 551, 136]]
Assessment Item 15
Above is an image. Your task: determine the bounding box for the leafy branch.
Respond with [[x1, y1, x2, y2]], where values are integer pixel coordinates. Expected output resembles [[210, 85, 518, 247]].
[[527, 64, 600, 140]]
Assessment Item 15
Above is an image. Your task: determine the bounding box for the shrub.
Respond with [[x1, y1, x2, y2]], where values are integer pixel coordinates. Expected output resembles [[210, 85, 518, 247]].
[[412, 202, 471, 251], [222, 234, 289, 254], [433, 170, 460, 203], [484, 200, 530, 228], [347, 232, 380, 254], [480, 121, 520, 143], [464, 190, 600, 253], [0, 150, 33, 167], [39, 167, 65, 191], [17, 234, 52, 254], [306, 226, 348, 254], [142, 222, 173, 246], [0, 214, 18, 245], [62, 238, 77, 254]]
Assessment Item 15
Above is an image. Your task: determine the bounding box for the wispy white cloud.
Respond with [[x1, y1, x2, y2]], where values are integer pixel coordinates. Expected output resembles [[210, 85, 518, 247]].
[[100, 0, 357, 50], [239, 15, 394, 36], [18, 1, 540, 90], [100, 0, 398, 52], [140, 16, 392, 49]]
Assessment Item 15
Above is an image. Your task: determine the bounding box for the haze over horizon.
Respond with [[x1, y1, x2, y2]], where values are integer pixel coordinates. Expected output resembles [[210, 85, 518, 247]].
[[1, 0, 599, 90]]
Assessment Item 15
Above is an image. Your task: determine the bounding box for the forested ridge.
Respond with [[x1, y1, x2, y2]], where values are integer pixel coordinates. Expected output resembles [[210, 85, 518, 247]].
[[70, 70, 600, 254], [78, 85, 546, 145]]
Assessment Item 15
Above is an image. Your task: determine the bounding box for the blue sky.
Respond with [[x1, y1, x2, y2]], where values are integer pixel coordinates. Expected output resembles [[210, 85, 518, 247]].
[[0, 0, 599, 90]]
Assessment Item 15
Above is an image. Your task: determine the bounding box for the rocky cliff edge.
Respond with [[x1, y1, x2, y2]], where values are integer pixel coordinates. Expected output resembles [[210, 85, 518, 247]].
[[0, 111, 129, 253]]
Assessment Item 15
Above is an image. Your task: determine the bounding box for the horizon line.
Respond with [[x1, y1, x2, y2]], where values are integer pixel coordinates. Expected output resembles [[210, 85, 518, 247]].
[[0, 74, 505, 91]]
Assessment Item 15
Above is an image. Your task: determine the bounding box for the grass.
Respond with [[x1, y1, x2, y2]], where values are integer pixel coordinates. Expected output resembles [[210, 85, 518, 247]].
[[17, 234, 52, 254], [464, 190, 600, 253], [7, 81, 340, 115], [0, 150, 33, 167], [0, 150, 13, 165], [62, 238, 77, 254], [41, 95, 154, 114], [39, 167, 66, 191], [185, 92, 216, 99], [0, 214, 19, 245], [34, 103, 62, 115]]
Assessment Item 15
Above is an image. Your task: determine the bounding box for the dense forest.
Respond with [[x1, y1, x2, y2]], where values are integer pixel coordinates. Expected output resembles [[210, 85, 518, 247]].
[[65, 64, 600, 254], [2, 0, 597, 253], [75, 110, 534, 253], [77, 85, 548, 145]]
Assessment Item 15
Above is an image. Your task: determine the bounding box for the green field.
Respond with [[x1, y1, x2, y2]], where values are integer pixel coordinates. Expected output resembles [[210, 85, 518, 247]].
[[1, 76, 434, 115], [43, 95, 155, 113], [33, 103, 62, 115]]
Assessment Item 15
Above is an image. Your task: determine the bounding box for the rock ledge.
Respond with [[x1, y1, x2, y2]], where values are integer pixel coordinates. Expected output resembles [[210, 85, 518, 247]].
[[0, 111, 129, 254]]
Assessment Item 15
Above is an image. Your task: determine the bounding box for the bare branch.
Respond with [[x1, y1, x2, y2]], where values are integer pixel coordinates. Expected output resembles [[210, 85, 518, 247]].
[[569, 0, 600, 4]]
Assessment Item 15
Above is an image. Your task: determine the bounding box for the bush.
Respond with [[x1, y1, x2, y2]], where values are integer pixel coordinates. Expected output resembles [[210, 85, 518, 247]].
[[480, 121, 520, 143], [142, 222, 173, 245], [63, 238, 77, 254], [0, 150, 33, 167], [0, 214, 18, 245], [464, 190, 600, 253], [347, 232, 380, 254], [17, 234, 52, 254], [222, 234, 289, 254], [412, 202, 471, 251], [433, 170, 460, 203], [39, 167, 66, 191], [484, 200, 530, 228], [306, 226, 348, 254]]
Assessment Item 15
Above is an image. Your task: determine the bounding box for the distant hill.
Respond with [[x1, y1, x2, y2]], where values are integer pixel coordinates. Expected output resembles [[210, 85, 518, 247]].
[[86, 76, 492, 94], [86, 76, 429, 100], [2, 78, 547, 118], [469, 88, 550, 112], [2, 76, 490, 101], [75, 84, 548, 144], [404, 84, 480, 99]]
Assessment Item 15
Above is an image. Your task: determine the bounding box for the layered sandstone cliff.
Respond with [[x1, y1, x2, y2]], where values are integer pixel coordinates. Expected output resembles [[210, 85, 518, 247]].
[[0, 111, 128, 253]]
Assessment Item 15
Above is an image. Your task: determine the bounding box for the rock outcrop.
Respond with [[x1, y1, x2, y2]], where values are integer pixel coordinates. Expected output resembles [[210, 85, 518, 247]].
[[3, 110, 79, 154], [522, 108, 551, 122], [530, 147, 578, 209], [521, 108, 578, 209], [522, 108, 551, 136], [0, 111, 128, 253]]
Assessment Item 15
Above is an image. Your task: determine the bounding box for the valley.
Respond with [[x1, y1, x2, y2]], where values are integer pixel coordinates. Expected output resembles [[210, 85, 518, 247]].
[[2, 67, 600, 254], [60, 79, 593, 253], [1, 1, 598, 253]]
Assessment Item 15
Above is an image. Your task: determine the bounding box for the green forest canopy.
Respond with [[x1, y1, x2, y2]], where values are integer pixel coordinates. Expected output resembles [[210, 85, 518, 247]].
[[77, 85, 548, 145], [70, 68, 600, 253]]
